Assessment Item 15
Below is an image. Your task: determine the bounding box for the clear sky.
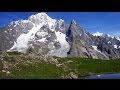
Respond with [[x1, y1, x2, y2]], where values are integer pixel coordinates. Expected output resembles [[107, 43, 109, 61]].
[[0, 12, 120, 36]]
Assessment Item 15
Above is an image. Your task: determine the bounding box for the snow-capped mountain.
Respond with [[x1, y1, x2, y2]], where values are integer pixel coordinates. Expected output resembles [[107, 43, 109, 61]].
[[6, 13, 70, 57], [93, 32, 113, 38], [93, 32, 120, 48], [1, 12, 120, 60]]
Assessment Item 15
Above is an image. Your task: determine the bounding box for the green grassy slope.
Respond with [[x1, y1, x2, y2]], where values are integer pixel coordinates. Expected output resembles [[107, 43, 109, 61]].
[[0, 52, 120, 79], [65, 57, 120, 77]]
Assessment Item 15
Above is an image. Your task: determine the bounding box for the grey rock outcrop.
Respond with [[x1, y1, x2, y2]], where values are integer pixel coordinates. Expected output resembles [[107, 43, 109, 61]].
[[66, 20, 109, 59]]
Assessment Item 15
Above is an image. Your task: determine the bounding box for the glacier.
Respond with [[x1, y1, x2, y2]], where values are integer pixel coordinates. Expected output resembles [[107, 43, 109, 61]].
[[8, 12, 70, 57]]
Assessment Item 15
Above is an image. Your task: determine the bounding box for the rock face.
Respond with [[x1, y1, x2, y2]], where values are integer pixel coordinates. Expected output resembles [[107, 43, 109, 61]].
[[66, 20, 109, 60], [0, 12, 120, 60], [91, 35, 120, 59], [0, 20, 34, 52]]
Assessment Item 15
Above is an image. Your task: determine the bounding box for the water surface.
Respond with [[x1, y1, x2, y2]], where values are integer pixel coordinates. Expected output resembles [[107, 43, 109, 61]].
[[86, 73, 120, 79]]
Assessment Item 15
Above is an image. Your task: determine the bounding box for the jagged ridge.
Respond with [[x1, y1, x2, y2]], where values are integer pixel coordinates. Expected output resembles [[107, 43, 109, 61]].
[[0, 12, 120, 60]]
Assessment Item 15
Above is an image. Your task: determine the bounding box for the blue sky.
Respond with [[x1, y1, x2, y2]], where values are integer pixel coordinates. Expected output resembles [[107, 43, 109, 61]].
[[0, 12, 120, 36]]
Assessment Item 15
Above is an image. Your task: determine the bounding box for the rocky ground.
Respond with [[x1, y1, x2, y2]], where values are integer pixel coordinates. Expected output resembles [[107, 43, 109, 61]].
[[0, 52, 78, 79], [0, 51, 120, 79]]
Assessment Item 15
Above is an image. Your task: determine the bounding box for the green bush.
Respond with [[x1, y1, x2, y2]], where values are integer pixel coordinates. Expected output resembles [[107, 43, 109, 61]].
[[7, 51, 23, 55]]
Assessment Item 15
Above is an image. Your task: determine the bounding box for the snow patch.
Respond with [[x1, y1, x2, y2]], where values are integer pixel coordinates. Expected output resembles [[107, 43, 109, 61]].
[[22, 20, 30, 23], [37, 38, 46, 42], [93, 32, 103, 36], [107, 34, 111, 37], [92, 45, 108, 58], [14, 24, 16, 27], [13, 34, 15, 37], [60, 19, 64, 22], [114, 45, 118, 49], [4, 31, 7, 33], [55, 31, 67, 44], [36, 31, 48, 37], [48, 31, 70, 57], [116, 37, 120, 41], [9, 29, 12, 31], [118, 46, 120, 49], [111, 36, 114, 39], [48, 42, 55, 50], [108, 41, 111, 44], [92, 46, 100, 52]]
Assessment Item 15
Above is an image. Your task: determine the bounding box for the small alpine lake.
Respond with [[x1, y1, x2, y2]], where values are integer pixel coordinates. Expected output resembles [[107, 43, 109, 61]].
[[85, 73, 120, 79]]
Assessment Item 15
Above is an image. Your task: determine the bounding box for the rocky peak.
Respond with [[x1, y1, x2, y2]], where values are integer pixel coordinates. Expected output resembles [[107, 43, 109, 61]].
[[69, 20, 84, 36], [55, 19, 68, 34], [71, 19, 77, 25], [67, 20, 91, 43]]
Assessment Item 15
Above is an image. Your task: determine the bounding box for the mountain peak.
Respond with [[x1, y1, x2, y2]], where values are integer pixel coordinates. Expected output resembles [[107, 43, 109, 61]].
[[71, 19, 77, 25], [1, 12, 120, 60], [28, 12, 56, 25], [33, 12, 50, 19], [93, 32, 116, 39], [36, 12, 47, 16]]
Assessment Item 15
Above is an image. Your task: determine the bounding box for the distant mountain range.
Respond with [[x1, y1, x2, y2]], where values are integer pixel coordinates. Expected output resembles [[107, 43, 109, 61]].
[[0, 12, 120, 60]]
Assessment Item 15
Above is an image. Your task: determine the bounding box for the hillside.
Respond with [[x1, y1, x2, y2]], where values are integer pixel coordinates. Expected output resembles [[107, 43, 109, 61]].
[[0, 52, 120, 79]]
